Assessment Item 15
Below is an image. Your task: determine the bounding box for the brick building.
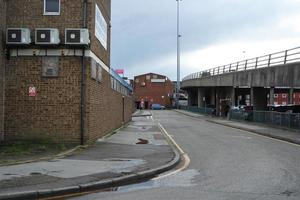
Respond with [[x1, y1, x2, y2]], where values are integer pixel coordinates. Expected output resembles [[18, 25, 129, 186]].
[[294, 93, 300, 105], [134, 73, 174, 109], [267, 92, 300, 106], [274, 93, 289, 105], [0, 0, 133, 144]]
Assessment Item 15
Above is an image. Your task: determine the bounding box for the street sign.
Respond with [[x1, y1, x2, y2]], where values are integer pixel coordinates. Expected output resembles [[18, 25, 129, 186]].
[[29, 86, 37, 97]]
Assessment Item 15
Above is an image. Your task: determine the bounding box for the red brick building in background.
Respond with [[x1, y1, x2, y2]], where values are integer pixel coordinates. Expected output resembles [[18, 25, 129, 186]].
[[294, 93, 300, 105], [134, 73, 174, 109], [271, 92, 300, 105]]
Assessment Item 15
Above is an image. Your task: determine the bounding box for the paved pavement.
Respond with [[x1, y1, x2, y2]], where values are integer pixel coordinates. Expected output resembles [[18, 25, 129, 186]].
[[71, 110, 300, 200], [0, 111, 179, 199], [175, 109, 300, 145]]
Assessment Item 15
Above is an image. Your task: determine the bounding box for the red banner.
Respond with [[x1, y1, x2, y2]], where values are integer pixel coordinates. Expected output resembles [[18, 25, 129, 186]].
[[115, 69, 124, 74]]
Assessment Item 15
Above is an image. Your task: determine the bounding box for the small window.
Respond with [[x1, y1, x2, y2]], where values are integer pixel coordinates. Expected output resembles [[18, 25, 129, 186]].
[[282, 94, 287, 98], [274, 94, 278, 98], [146, 75, 151, 80], [44, 0, 60, 15]]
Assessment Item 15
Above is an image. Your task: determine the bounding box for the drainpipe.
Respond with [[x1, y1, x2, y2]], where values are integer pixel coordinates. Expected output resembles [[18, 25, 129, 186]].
[[122, 96, 125, 124], [80, 0, 88, 145]]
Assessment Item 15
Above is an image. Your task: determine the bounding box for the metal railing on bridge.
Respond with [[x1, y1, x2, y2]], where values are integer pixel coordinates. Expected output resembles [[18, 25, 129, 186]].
[[183, 46, 300, 81]]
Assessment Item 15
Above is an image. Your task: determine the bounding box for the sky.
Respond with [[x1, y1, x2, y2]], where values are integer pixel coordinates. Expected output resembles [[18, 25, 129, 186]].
[[110, 0, 300, 81]]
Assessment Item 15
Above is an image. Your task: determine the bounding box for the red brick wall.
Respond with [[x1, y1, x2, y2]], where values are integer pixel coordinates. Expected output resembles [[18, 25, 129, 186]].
[[134, 73, 174, 108], [274, 93, 288, 105], [2, 0, 133, 144], [5, 0, 111, 66], [6, 0, 84, 38], [294, 93, 300, 105], [85, 59, 132, 143], [4, 57, 82, 144]]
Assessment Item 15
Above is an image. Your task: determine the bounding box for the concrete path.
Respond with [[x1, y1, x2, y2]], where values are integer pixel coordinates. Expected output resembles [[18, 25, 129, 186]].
[[0, 111, 179, 199], [175, 109, 300, 145]]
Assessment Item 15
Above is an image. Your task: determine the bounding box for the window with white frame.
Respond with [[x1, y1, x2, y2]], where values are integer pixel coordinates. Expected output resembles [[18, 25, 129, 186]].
[[44, 0, 60, 15]]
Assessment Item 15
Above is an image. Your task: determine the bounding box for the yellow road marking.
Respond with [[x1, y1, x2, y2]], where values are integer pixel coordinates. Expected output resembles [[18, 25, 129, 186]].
[[154, 121, 190, 180]]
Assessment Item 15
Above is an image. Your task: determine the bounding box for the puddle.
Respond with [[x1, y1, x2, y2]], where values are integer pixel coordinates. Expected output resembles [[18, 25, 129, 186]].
[[3, 173, 18, 176], [117, 169, 199, 193], [68, 170, 200, 199], [30, 172, 42, 175], [136, 138, 149, 144]]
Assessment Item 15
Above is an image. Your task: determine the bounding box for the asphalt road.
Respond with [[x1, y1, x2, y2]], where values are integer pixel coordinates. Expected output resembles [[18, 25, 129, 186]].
[[71, 110, 300, 200]]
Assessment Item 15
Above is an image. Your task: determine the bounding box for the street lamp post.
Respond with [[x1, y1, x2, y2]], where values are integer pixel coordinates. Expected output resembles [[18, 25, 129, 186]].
[[176, 0, 182, 109]]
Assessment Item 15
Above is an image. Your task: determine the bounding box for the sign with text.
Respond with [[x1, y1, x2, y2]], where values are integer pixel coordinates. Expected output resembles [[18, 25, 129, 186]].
[[95, 4, 107, 50], [29, 86, 37, 97]]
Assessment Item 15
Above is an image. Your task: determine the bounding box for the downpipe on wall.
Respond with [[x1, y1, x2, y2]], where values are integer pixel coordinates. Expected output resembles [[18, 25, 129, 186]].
[[80, 0, 88, 145]]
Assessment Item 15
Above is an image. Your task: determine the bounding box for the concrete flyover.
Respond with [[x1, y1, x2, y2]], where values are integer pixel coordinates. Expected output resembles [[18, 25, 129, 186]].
[[181, 47, 300, 116]]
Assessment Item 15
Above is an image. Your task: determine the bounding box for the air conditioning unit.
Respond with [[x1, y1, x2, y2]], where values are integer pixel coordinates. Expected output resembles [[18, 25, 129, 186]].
[[65, 29, 90, 45], [6, 28, 31, 45], [35, 28, 60, 45]]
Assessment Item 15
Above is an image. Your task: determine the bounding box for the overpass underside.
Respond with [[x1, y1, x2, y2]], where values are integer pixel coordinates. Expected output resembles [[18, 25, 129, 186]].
[[186, 86, 297, 116]]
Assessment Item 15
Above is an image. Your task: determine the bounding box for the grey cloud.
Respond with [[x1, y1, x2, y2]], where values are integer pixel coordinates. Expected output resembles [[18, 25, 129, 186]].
[[111, 0, 300, 79]]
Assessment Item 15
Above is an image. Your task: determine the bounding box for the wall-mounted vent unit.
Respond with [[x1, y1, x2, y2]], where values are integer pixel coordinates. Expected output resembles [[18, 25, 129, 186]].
[[65, 29, 90, 45], [35, 28, 60, 45], [6, 28, 31, 45]]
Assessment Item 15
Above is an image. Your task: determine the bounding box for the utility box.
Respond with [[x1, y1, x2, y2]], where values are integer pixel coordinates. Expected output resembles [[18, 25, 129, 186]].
[[35, 28, 60, 45], [6, 28, 31, 45], [65, 28, 90, 45]]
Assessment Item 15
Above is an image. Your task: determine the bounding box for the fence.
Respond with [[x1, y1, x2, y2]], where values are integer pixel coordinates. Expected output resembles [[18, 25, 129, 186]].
[[229, 110, 300, 130], [179, 106, 214, 115], [183, 46, 300, 81]]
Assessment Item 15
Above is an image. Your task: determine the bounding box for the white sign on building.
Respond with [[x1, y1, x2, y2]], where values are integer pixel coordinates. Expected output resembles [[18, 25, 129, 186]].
[[95, 4, 107, 49]]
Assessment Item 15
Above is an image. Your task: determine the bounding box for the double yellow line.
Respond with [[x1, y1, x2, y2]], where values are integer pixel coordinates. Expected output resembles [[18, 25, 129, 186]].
[[150, 113, 191, 180]]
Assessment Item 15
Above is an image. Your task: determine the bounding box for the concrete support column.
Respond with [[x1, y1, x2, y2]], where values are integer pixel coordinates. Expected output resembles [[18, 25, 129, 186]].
[[269, 87, 275, 106], [230, 87, 236, 107], [215, 88, 221, 116], [187, 90, 193, 106], [289, 88, 294, 105], [210, 88, 216, 106], [197, 88, 205, 108], [252, 87, 269, 111], [250, 87, 254, 107]]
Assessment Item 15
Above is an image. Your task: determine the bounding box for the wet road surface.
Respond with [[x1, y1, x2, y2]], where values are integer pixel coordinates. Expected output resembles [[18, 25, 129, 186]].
[[70, 110, 300, 200]]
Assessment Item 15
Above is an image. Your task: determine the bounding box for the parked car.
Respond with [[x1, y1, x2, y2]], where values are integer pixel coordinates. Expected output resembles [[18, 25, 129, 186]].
[[151, 104, 165, 110]]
